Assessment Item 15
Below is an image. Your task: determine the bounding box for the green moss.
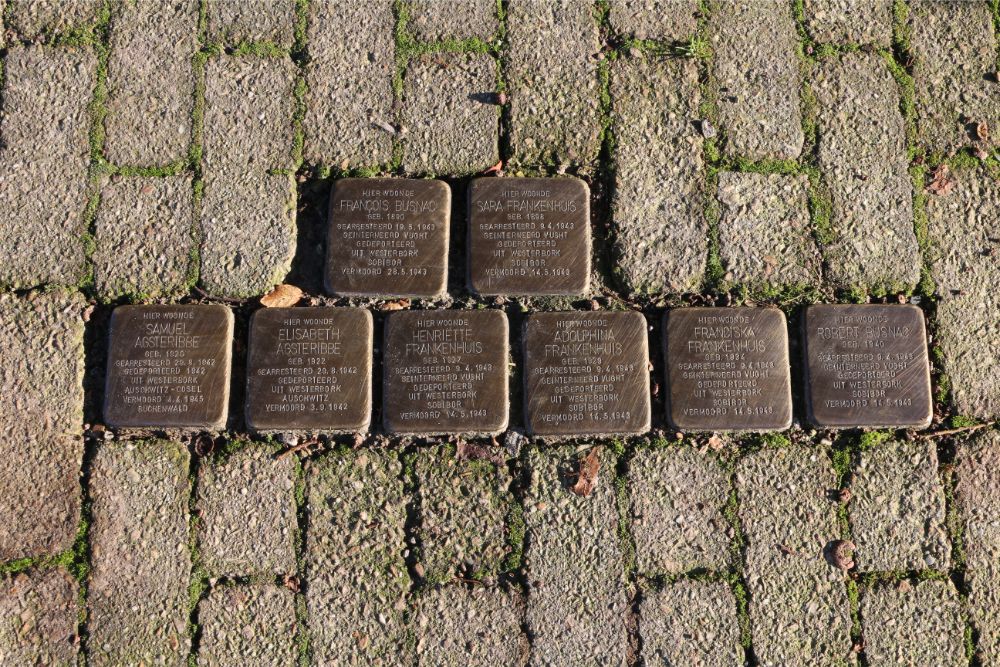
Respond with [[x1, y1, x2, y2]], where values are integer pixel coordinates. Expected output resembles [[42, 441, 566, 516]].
[[948, 415, 980, 429], [502, 501, 525, 572], [858, 430, 893, 451], [806, 169, 835, 246], [845, 578, 861, 643]]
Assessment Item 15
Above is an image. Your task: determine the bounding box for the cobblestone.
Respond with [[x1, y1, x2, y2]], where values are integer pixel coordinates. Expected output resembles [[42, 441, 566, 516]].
[[87, 440, 191, 666], [5, 0, 100, 37], [609, 0, 699, 41], [639, 580, 742, 666], [0, 46, 96, 288], [627, 447, 731, 575], [0, 291, 85, 561], [305, 451, 409, 666], [523, 447, 626, 666], [196, 445, 297, 577], [803, 0, 892, 46], [506, 0, 602, 167], [406, 0, 498, 41], [812, 52, 920, 290], [198, 585, 298, 666], [103, 0, 197, 167], [414, 586, 526, 665], [206, 0, 296, 47], [611, 56, 705, 294], [0, 568, 79, 665]]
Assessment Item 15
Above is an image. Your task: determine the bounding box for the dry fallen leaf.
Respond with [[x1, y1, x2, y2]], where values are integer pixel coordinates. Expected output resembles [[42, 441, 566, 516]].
[[483, 160, 504, 175], [260, 284, 303, 308], [571, 448, 601, 497], [975, 120, 989, 143], [707, 433, 724, 452], [829, 540, 856, 571], [379, 298, 410, 312], [926, 164, 954, 196]]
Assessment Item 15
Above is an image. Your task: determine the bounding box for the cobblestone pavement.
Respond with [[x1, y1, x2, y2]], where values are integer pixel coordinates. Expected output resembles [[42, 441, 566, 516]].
[[1, 0, 999, 665]]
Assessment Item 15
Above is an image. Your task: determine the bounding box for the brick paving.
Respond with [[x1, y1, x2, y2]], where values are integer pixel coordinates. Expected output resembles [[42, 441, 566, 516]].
[[1, 1, 999, 664]]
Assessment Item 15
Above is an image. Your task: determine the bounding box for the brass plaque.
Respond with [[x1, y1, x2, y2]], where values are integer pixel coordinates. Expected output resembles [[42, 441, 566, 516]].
[[524, 311, 650, 436], [664, 308, 792, 431], [468, 177, 590, 295], [325, 178, 449, 297], [104, 304, 233, 429], [245, 307, 372, 432], [382, 310, 508, 434], [804, 304, 932, 428]]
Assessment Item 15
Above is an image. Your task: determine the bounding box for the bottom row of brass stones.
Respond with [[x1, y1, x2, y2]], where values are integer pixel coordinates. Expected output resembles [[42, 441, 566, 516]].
[[103, 303, 933, 433]]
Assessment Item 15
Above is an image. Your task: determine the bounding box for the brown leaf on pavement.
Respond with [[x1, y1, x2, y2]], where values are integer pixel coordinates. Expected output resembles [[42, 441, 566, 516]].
[[260, 284, 303, 308], [828, 540, 856, 570], [975, 120, 989, 143], [483, 160, 504, 175], [926, 164, 955, 196], [571, 448, 601, 497], [379, 299, 410, 312]]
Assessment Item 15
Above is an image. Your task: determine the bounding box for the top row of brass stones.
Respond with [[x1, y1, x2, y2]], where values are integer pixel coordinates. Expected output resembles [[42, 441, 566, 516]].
[[103, 178, 934, 435]]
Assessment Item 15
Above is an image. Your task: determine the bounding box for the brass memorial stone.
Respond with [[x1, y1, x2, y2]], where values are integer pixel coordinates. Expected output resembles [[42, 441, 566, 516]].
[[245, 307, 372, 432], [326, 178, 450, 297], [664, 308, 792, 431], [468, 177, 590, 295], [804, 304, 932, 428], [382, 310, 509, 434], [524, 311, 650, 436], [104, 304, 233, 429]]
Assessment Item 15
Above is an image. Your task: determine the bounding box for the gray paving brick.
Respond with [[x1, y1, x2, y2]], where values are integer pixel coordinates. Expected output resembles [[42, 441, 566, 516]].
[[849, 440, 950, 571], [87, 440, 191, 667], [103, 0, 198, 167], [711, 0, 803, 161], [0, 291, 85, 561], [524, 448, 626, 666], [305, 451, 409, 666], [506, 0, 602, 167], [198, 585, 298, 666], [6, 0, 100, 37], [804, 0, 892, 46], [926, 168, 1000, 418], [93, 176, 194, 299], [0, 568, 79, 666], [860, 580, 965, 667], [207, 0, 296, 47], [401, 52, 500, 175], [303, 0, 395, 169], [406, 0, 498, 41], [414, 586, 526, 665], [628, 447, 732, 575], [639, 580, 742, 667], [196, 445, 297, 577], [415, 449, 512, 583], [812, 52, 920, 290], [717, 172, 821, 287], [911, 0, 999, 156], [737, 446, 851, 667], [609, 0, 699, 40], [611, 55, 706, 294], [0, 46, 96, 288]]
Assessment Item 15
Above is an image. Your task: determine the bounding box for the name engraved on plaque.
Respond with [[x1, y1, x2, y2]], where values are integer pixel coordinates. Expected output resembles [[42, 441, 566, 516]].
[[245, 307, 372, 432], [326, 178, 450, 297], [804, 304, 932, 428], [524, 311, 650, 436], [664, 308, 792, 431], [383, 310, 508, 434], [468, 177, 590, 295], [104, 304, 233, 429]]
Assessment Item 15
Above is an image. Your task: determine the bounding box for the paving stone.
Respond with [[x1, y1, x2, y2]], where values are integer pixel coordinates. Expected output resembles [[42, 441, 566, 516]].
[[415, 448, 513, 583], [736, 446, 851, 666], [401, 52, 500, 174], [926, 169, 1000, 418], [198, 585, 298, 666], [6, 0, 100, 37], [812, 52, 920, 290], [628, 447, 732, 575], [717, 171, 821, 287], [87, 440, 191, 666], [860, 579, 966, 667], [0, 291, 85, 561], [303, 0, 395, 169], [414, 586, 527, 666], [609, 0, 699, 40], [207, 0, 296, 47], [639, 580, 742, 666], [103, 0, 198, 167], [711, 0, 803, 161], [305, 451, 409, 666], [849, 440, 950, 571], [406, 0, 498, 41], [803, 0, 892, 46], [910, 0, 999, 156], [93, 176, 194, 298], [523, 447, 626, 666], [0, 568, 79, 666], [611, 55, 706, 294], [0, 46, 96, 288], [506, 0, 602, 167], [196, 445, 297, 577]]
